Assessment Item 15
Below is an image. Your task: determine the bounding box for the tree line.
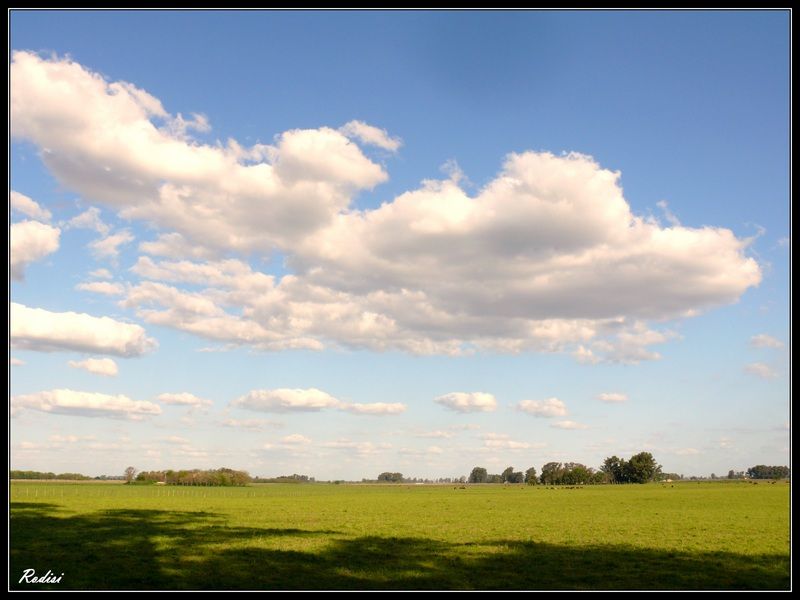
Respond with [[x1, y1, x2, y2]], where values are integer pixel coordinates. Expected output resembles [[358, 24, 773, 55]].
[[133, 467, 251, 486], [252, 474, 315, 483], [10, 470, 92, 480], [466, 452, 662, 485], [746, 465, 790, 479]]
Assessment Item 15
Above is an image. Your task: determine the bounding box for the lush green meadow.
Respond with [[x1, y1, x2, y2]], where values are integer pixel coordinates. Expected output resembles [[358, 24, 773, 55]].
[[10, 481, 789, 590]]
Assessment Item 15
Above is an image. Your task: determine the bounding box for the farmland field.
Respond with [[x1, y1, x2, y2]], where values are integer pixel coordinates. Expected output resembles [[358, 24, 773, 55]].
[[9, 481, 790, 590]]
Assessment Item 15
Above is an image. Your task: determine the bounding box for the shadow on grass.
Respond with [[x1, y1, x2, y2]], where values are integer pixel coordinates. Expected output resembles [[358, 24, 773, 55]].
[[10, 502, 788, 590]]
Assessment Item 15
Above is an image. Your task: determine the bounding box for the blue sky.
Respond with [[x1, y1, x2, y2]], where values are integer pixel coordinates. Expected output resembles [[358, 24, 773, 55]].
[[10, 11, 789, 479]]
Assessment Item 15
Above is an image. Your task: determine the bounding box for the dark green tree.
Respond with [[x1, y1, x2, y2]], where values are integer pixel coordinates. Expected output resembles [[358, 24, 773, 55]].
[[501, 466, 515, 483], [524, 467, 538, 485], [747, 465, 790, 479], [469, 466, 488, 483], [601, 456, 627, 483], [625, 452, 661, 484], [540, 462, 564, 485]]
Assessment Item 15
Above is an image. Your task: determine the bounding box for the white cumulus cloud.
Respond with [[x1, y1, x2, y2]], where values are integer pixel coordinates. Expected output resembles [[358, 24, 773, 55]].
[[90, 229, 134, 261], [11, 190, 52, 221], [517, 397, 567, 417], [598, 392, 628, 404], [68, 357, 119, 377], [10, 51, 762, 362], [434, 392, 497, 413], [157, 392, 213, 408], [231, 388, 404, 416], [11, 220, 60, 280], [11, 51, 387, 255], [232, 388, 341, 413], [340, 120, 403, 152], [65, 207, 111, 235], [11, 302, 157, 357], [139, 232, 218, 260], [340, 402, 407, 415], [13, 388, 161, 419], [76, 281, 125, 296]]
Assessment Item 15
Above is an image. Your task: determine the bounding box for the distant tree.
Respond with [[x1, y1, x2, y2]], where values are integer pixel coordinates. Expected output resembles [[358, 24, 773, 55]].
[[625, 452, 661, 484], [562, 463, 592, 485], [124, 466, 137, 483], [501, 466, 515, 483], [508, 471, 524, 484], [710, 473, 717, 480], [469, 467, 488, 484], [486, 473, 504, 484], [540, 462, 564, 485], [601, 456, 627, 484], [524, 467, 538, 485], [377, 472, 404, 483], [727, 470, 736, 480]]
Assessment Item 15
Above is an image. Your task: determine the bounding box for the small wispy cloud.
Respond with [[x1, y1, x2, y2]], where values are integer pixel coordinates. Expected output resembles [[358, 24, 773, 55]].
[[744, 362, 778, 379]]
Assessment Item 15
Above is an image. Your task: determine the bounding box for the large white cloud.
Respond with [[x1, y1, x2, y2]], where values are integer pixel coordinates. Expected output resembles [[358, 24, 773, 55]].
[[11, 190, 51, 221], [11, 51, 387, 253], [10, 220, 60, 280], [13, 388, 161, 419], [10, 302, 157, 356], [11, 51, 762, 361], [435, 392, 497, 413]]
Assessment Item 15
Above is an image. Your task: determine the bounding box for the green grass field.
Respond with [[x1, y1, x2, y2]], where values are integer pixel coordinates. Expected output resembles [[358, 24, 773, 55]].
[[10, 481, 790, 590]]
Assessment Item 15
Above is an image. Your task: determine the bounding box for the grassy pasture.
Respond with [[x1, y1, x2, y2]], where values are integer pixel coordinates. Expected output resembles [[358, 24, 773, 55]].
[[9, 481, 789, 590]]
